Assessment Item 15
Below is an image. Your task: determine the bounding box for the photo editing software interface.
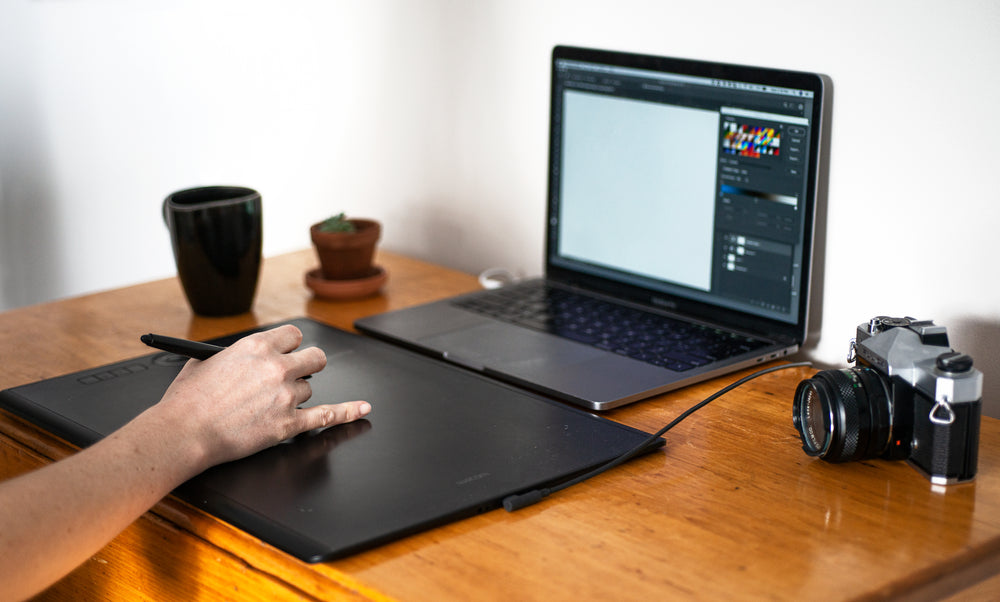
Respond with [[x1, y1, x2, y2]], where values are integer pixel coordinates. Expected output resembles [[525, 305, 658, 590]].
[[551, 57, 816, 324]]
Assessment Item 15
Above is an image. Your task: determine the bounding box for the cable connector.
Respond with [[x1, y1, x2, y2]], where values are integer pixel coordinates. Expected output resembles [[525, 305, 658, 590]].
[[503, 488, 550, 512]]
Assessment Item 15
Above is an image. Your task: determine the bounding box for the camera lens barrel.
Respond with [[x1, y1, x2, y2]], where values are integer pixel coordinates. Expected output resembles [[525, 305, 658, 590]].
[[792, 368, 893, 462]]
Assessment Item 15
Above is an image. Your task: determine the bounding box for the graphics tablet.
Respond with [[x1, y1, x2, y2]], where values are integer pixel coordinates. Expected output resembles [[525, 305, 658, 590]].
[[0, 318, 662, 562]]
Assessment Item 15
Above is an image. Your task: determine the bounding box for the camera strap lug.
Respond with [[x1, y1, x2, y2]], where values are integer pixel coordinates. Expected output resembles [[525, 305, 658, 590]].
[[929, 396, 956, 426], [847, 338, 857, 364]]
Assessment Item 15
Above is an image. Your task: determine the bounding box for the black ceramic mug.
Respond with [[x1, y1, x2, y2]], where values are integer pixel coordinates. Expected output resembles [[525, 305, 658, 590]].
[[162, 186, 262, 316]]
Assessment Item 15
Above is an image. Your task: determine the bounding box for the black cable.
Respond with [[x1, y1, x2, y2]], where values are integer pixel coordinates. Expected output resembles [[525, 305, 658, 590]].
[[502, 361, 813, 511]]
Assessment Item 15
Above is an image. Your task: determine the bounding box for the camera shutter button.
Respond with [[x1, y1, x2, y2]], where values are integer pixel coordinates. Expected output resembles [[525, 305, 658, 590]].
[[936, 351, 973, 374]]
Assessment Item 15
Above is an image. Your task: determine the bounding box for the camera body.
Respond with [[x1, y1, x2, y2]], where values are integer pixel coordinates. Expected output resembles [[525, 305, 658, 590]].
[[793, 316, 983, 485]]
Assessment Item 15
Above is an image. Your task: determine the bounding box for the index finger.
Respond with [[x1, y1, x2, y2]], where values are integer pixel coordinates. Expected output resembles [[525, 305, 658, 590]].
[[259, 324, 306, 354], [286, 346, 327, 381]]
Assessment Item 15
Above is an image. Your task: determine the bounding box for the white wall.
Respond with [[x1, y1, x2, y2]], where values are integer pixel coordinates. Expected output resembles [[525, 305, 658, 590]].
[[0, 0, 454, 305], [2, 1, 998, 413]]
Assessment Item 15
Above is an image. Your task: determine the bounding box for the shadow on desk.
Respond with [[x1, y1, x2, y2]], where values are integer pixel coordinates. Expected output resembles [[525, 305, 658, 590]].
[[950, 316, 1000, 419]]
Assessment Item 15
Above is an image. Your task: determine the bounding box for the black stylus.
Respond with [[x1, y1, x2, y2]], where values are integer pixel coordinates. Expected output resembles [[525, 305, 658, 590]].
[[140, 333, 225, 360], [140, 332, 313, 379]]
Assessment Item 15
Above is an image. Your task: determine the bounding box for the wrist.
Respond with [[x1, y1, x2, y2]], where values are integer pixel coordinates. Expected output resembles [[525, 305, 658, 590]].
[[122, 402, 213, 484]]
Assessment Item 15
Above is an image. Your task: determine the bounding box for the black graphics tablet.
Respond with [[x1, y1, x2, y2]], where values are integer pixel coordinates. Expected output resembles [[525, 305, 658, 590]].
[[0, 318, 662, 562]]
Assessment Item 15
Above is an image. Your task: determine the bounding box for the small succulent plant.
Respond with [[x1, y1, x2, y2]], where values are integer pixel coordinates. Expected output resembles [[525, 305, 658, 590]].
[[318, 212, 357, 233]]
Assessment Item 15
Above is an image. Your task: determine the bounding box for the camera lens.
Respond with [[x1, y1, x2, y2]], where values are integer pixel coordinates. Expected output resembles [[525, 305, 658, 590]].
[[792, 368, 892, 462], [796, 383, 833, 455]]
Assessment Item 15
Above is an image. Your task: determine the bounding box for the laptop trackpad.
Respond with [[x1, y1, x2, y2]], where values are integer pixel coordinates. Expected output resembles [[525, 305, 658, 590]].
[[420, 323, 603, 370]]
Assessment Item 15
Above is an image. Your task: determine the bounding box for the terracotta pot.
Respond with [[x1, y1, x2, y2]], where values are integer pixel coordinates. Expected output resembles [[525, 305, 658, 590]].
[[310, 219, 381, 280]]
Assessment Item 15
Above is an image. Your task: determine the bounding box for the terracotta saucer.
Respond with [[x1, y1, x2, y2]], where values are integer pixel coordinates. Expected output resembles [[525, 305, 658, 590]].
[[305, 266, 387, 300]]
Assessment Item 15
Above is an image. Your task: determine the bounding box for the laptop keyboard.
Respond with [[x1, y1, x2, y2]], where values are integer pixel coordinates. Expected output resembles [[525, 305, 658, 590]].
[[453, 282, 769, 372]]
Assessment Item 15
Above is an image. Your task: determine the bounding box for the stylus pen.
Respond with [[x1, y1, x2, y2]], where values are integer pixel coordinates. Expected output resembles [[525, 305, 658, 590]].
[[140, 333, 225, 360], [140, 333, 313, 378]]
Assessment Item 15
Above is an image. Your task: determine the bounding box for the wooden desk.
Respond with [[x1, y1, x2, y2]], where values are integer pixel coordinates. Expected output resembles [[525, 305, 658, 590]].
[[2, 249, 998, 600]]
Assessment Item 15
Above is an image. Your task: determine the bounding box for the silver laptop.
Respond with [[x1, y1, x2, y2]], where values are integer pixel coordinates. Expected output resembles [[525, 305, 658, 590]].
[[356, 45, 830, 410]]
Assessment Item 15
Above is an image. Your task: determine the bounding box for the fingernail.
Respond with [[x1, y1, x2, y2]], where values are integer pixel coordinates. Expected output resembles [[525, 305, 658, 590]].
[[359, 402, 372, 416]]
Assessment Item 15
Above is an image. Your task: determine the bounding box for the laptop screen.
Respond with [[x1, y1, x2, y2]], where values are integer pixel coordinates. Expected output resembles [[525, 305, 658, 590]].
[[546, 46, 826, 334]]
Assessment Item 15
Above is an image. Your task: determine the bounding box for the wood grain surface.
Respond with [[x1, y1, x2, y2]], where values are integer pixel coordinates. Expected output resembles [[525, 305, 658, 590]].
[[1, 249, 997, 600]]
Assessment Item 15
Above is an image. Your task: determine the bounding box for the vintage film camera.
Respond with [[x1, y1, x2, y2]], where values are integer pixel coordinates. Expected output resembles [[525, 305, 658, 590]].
[[792, 316, 983, 484]]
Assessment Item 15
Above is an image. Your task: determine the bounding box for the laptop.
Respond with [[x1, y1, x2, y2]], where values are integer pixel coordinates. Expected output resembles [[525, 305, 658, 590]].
[[356, 45, 830, 411], [0, 318, 662, 562]]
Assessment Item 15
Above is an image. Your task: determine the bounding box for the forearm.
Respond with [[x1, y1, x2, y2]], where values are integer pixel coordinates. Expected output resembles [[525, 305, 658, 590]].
[[0, 325, 368, 600], [0, 408, 201, 600]]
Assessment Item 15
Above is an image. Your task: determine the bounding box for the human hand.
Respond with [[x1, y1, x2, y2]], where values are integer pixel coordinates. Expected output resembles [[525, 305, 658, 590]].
[[144, 324, 371, 471]]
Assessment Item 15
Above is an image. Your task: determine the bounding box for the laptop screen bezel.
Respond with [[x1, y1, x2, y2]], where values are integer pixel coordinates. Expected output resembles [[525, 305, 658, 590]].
[[544, 45, 828, 344]]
